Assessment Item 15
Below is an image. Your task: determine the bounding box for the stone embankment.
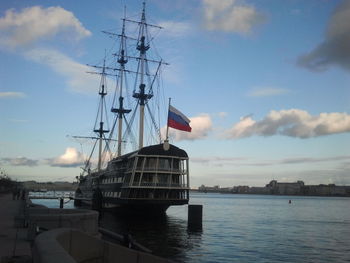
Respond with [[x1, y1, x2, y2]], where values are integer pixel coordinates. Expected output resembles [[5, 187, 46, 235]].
[[26, 207, 98, 241], [0, 193, 31, 263], [0, 192, 172, 263], [32, 228, 170, 263]]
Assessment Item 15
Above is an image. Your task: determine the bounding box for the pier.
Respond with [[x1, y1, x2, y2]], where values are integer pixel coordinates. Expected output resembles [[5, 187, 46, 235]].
[[0, 191, 173, 263], [0, 193, 31, 262]]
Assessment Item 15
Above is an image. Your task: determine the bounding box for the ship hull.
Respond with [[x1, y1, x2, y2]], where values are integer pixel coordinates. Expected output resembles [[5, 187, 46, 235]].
[[75, 143, 190, 214], [75, 195, 188, 213]]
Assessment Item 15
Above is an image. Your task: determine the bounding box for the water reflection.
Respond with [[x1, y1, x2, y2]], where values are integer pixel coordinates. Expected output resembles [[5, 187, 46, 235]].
[[98, 210, 203, 261]]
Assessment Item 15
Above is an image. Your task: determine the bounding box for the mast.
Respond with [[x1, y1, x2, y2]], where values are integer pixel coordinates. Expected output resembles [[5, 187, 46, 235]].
[[111, 11, 131, 157], [133, 2, 153, 149], [93, 59, 109, 171], [114, 1, 163, 150]]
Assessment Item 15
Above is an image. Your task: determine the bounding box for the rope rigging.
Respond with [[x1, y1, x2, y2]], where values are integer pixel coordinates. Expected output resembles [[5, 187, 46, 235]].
[[146, 103, 161, 142], [75, 1, 169, 172]]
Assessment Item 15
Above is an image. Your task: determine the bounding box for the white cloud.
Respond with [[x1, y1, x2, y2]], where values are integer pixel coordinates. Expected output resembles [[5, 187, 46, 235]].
[[225, 109, 350, 139], [24, 48, 99, 93], [297, 0, 350, 71], [0, 91, 26, 98], [0, 6, 91, 49], [247, 87, 290, 97], [48, 147, 85, 168], [163, 113, 213, 141], [0, 6, 97, 94], [158, 21, 192, 37], [202, 0, 265, 34]]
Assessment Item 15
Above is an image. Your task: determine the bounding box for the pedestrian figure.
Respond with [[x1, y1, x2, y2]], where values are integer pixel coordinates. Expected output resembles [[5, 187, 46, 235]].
[[92, 187, 104, 220], [122, 229, 133, 249], [123, 233, 133, 248], [21, 189, 26, 200], [12, 187, 17, 200], [16, 188, 20, 200]]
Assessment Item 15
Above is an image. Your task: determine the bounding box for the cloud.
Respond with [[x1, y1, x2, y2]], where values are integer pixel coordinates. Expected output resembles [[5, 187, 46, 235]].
[[158, 21, 192, 37], [0, 6, 91, 49], [0, 92, 26, 98], [24, 48, 99, 93], [1, 148, 86, 168], [279, 156, 350, 164], [0, 6, 97, 94], [1, 157, 38, 166], [192, 155, 350, 167], [225, 109, 350, 139], [192, 156, 246, 166], [247, 87, 290, 97], [249, 156, 350, 167], [218, 112, 228, 118], [202, 0, 266, 34], [47, 147, 85, 168], [164, 113, 213, 141], [297, 0, 350, 71]]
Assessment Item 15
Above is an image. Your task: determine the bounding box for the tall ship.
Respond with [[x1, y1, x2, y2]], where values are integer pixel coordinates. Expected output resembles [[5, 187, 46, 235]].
[[74, 2, 191, 213]]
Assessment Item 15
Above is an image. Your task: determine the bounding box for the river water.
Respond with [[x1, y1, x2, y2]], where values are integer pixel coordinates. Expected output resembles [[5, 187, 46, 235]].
[[31, 192, 350, 262]]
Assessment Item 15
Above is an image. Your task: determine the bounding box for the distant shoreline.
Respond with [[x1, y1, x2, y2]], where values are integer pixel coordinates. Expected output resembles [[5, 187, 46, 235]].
[[191, 189, 350, 197], [196, 180, 350, 197], [21, 181, 77, 191], [20, 180, 350, 197]]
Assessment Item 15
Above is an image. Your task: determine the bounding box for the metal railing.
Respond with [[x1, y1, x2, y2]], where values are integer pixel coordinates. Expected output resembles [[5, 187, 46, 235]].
[[128, 182, 187, 188]]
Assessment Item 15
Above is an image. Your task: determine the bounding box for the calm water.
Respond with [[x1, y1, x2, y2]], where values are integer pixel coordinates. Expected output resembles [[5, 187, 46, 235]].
[[32, 192, 350, 262]]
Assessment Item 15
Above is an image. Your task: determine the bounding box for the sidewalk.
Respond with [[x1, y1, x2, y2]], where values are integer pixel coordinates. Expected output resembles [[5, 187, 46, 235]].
[[0, 193, 31, 262]]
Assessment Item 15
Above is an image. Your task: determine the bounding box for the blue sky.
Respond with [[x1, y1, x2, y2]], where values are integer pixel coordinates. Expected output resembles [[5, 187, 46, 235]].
[[1, 0, 349, 187]]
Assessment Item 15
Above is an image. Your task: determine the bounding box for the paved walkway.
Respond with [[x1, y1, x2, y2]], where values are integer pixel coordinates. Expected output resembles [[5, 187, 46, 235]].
[[0, 193, 31, 262]]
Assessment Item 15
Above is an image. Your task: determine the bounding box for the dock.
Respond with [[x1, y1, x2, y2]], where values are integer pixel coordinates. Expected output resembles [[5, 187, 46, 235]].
[[0, 193, 31, 262], [0, 192, 173, 263]]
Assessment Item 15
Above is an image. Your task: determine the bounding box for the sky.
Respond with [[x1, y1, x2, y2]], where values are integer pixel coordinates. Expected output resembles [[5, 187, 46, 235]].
[[1, 0, 350, 188]]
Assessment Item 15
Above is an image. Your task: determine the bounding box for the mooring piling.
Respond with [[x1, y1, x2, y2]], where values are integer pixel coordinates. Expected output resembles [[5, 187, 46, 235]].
[[188, 204, 203, 229]]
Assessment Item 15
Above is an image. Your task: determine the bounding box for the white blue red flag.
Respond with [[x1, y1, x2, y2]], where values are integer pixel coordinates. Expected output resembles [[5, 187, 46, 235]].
[[168, 105, 191, 132]]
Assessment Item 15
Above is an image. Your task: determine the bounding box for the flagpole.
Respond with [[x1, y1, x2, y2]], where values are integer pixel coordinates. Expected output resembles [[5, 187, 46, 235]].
[[165, 97, 171, 142]]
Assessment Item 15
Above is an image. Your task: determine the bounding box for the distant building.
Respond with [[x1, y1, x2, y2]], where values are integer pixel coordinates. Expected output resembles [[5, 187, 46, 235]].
[[198, 185, 221, 192], [197, 180, 350, 197], [303, 184, 350, 196], [265, 180, 305, 195], [232, 185, 250, 194], [22, 181, 77, 191], [248, 187, 269, 195]]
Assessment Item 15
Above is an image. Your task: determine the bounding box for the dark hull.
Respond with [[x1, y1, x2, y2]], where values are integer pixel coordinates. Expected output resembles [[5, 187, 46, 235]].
[[75, 195, 188, 213], [111, 204, 170, 215], [75, 199, 189, 217]]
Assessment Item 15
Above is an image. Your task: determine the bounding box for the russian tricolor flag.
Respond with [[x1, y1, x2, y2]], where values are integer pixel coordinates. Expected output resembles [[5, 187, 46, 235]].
[[168, 105, 192, 132]]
